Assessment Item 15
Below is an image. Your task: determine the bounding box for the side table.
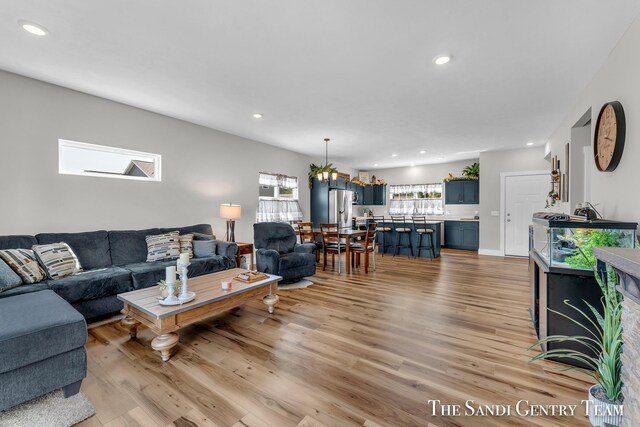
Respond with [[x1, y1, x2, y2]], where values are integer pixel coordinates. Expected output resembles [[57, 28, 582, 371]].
[[236, 242, 254, 269]]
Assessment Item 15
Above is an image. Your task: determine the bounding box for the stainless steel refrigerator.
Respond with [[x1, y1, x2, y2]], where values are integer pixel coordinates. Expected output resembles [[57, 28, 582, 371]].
[[329, 189, 353, 229]]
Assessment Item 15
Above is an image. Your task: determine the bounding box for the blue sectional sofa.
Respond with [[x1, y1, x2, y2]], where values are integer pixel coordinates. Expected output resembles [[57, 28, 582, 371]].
[[0, 224, 238, 320]]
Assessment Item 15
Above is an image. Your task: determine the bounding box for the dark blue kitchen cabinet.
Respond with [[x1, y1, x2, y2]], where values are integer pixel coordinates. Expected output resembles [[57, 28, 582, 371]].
[[329, 177, 347, 190], [445, 180, 479, 204], [444, 220, 479, 250], [310, 178, 330, 227], [361, 184, 386, 205]]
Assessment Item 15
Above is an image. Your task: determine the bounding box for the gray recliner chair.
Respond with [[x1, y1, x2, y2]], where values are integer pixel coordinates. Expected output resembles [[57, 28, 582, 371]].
[[253, 222, 316, 283]]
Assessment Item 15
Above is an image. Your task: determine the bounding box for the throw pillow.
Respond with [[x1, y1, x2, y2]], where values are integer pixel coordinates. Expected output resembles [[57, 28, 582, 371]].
[[32, 242, 82, 280], [146, 231, 180, 262], [0, 258, 22, 292], [179, 234, 194, 258], [0, 249, 46, 284], [193, 240, 217, 258], [192, 232, 215, 241]]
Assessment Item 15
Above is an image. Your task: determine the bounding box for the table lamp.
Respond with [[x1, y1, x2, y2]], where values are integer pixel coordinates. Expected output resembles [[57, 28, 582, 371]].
[[220, 203, 241, 242]]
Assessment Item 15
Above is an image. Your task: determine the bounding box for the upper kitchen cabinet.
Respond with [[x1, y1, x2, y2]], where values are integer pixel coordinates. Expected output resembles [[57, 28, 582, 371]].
[[445, 180, 479, 204], [361, 184, 386, 205]]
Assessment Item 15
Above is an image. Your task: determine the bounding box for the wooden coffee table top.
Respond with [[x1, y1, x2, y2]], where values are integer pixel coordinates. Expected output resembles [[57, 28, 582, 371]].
[[117, 268, 281, 319]]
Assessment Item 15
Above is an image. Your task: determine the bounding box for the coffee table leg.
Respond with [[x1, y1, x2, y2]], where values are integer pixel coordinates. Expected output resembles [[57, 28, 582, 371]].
[[263, 292, 279, 314], [151, 333, 179, 362], [121, 316, 141, 338]]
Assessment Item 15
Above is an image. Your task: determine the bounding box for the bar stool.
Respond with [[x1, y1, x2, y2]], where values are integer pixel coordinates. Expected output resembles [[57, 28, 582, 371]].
[[373, 216, 391, 256], [412, 216, 437, 259], [391, 216, 414, 257]]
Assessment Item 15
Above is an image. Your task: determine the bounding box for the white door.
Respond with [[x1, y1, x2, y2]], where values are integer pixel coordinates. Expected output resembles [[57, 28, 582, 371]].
[[504, 174, 549, 256]]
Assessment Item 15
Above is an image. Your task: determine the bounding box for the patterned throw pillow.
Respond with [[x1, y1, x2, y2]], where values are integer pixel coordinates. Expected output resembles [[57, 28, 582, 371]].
[[179, 234, 194, 258], [32, 243, 82, 280], [0, 258, 23, 292], [146, 231, 180, 262], [0, 249, 46, 284]]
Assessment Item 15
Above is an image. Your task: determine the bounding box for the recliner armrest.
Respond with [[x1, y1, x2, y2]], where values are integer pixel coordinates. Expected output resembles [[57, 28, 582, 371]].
[[294, 243, 316, 255], [255, 248, 280, 275], [215, 241, 238, 258]]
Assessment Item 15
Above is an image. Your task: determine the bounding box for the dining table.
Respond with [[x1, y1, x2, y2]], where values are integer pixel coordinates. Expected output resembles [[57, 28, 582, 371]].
[[300, 228, 368, 274]]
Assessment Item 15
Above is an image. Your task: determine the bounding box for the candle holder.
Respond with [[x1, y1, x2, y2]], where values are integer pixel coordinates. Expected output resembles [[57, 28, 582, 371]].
[[177, 261, 196, 303], [164, 280, 178, 304]]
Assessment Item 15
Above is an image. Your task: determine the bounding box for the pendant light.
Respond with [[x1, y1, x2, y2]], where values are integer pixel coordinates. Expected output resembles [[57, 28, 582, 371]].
[[318, 138, 338, 182]]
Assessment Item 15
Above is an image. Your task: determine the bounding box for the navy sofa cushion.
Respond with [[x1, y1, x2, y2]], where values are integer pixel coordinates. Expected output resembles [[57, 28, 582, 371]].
[[189, 255, 236, 276], [0, 290, 86, 374], [0, 235, 37, 250], [254, 222, 297, 254], [46, 267, 133, 304], [36, 230, 111, 270], [124, 260, 175, 289], [0, 282, 51, 299], [0, 259, 22, 292], [109, 228, 161, 266]]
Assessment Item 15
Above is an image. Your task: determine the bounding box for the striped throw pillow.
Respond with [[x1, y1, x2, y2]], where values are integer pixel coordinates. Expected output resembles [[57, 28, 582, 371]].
[[32, 243, 82, 280], [146, 231, 180, 262], [0, 249, 47, 284], [179, 234, 194, 258]]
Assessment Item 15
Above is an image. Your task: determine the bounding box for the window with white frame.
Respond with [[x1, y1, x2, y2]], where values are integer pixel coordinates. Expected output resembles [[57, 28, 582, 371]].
[[257, 172, 303, 222], [389, 183, 443, 215], [58, 139, 161, 182]]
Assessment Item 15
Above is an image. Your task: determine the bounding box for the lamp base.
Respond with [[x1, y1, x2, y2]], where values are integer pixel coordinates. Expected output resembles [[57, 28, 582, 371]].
[[226, 220, 236, 242]]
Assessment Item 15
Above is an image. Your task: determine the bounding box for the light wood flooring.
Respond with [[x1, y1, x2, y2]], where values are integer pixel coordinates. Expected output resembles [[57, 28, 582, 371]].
[[78, 250, 591, 427]]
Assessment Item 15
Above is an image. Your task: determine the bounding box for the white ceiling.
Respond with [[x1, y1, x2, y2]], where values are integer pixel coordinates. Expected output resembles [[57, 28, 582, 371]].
[[2, 1, 639, 170]]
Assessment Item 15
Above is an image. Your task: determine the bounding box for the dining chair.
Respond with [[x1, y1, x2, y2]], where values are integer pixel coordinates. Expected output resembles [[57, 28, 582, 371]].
[[412, 216, 436, 259], [350, 223, 377, 273], [391, 216, 414, 257], [320, 223, 345, 273], [298, 222, 321, 262], [373, 216, 391, 256]]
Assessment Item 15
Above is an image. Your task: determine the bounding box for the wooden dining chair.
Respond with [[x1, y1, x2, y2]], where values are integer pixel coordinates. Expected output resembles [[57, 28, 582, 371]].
[[350, 223, 377, 274], [297, 222, 321, 262], [320, 223, 345, 273]]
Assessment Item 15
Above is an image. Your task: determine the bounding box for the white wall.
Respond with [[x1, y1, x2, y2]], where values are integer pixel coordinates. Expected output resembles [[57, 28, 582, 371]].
[[547, 15, 640, 222], [0, 70, 314, 242], [354, 159, 480, 217], [478, 147, 549, 252]]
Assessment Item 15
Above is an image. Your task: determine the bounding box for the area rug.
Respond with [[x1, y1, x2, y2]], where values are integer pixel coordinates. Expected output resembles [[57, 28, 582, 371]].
[[278, 278, 314, 290], [0, 390, 96, 427]]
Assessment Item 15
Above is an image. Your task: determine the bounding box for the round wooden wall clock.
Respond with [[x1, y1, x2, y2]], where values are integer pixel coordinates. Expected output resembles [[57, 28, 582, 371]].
[[594, 101, 626, 172]]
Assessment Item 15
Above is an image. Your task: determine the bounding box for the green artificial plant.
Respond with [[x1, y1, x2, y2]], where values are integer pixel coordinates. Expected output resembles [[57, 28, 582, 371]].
[[461, 162, 480, 178], [529, 248, 623, 404]]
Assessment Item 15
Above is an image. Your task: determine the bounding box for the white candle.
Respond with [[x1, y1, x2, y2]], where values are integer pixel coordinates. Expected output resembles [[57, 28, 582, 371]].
[[179, 253, 190, 266], [166, 266, 176, 283]]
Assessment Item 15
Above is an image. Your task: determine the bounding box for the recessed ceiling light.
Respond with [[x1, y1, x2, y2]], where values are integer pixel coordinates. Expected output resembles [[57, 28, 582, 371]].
[[419, 150, 426, 154], [526, 142, 534, 146], [391, 153, 398, 157], [438, 156, 444, 160], [374, 163, 378, 167], [410, 164, 415, 167], [433, 55, 451, 65], [252, 113, 263, 119], [18, 20, 48, 36]]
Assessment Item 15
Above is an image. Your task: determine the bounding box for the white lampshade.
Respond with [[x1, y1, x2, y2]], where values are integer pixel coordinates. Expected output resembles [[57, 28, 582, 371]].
[[323, 171, 329, 180], [220, 203, 241, 220], [331, 172, 338, 180]]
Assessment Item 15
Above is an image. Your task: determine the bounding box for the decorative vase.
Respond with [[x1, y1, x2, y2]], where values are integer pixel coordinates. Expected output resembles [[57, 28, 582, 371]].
[[588, 384, 623, 427]]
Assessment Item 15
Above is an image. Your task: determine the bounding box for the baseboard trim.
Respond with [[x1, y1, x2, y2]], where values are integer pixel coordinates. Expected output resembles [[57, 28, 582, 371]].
[[478, 249, 504, 257]]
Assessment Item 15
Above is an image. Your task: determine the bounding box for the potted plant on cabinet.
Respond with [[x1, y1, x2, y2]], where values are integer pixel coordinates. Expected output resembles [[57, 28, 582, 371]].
[[529, 249, 624, 427]]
